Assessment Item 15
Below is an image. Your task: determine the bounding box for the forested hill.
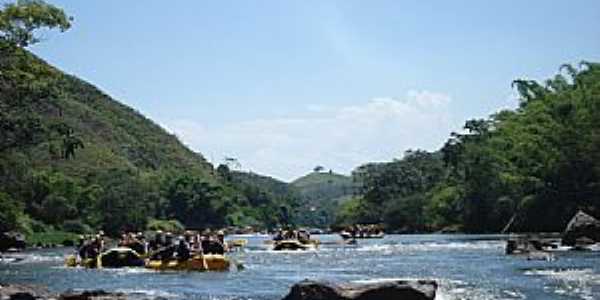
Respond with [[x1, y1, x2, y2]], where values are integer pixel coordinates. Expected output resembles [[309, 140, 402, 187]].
[[292, 171, 355, 204], [0, 42, 295, 236], [336, 63, 600, 233], [12, 53, 213, 176], [291, 171, 356, 228]]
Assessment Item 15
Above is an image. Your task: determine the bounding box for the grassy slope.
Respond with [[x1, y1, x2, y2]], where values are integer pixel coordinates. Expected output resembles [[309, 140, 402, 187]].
[[21, 51, 215, 180], [290, 172, 357, 227], [231, 171, 297, 198], [291, 172, 356, 203]]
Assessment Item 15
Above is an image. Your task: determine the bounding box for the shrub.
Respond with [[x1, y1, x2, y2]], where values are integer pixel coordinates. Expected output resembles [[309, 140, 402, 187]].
[[146, 219, 184, 233], [62, 220, 93, 234]]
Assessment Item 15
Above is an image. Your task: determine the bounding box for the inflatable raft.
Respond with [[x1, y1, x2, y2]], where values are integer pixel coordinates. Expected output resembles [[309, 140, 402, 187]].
[[65, 247, 144, 268], [145, 254, 230, 271], [340, 231, 384, 239], [226, 239, 248, 249], [272, 240, 317, 251]]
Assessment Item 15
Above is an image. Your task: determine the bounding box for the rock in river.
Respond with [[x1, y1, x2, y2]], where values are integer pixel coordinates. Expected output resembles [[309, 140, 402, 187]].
[[0, 284, 127, 300], [0, 232, 26, 252], [59, 290, 126, 300], [281, 279, 437, 300], [0, 283, 53, 300], [562, 210, 600, 247]]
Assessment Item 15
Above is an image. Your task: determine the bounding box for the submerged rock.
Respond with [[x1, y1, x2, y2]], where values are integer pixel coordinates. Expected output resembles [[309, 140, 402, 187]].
[[0, 285, 129, 300], [59, 290, 126, 300], [506, 238, 540, 255], [506, 236, 557, 261], [562, 210, 600, 247], [281, 279, 437, 300], [506, 236, 558, 256]]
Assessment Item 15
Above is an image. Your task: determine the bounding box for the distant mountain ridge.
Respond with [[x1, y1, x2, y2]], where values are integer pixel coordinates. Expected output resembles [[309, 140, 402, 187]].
[[291, 171, 357, 227], [292, 171, 356, 202]]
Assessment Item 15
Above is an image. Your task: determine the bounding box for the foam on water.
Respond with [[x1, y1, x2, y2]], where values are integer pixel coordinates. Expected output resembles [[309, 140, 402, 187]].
[[350, 277, 525, 300], [435, 279, 527, 300], [3, 235, 599, 299], [2, 253, 63, 263], [355, 241, 503, 253], [116, 288, 179, 298], [245, 248, 322, 254], [525, 268, 600, 300]]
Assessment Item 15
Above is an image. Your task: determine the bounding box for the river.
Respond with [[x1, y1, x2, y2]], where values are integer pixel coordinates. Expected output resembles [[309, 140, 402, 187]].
[[1, 234, 599, 299]]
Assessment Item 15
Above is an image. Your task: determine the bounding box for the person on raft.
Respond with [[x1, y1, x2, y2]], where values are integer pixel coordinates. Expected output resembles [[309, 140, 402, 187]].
[[273, 229, 284, 241], [198, 231, 226, 255], [148, 232, 176, 261], [176, 237, 191, 261], [77, 233, 104, 261], [149, 230, 165, 252]]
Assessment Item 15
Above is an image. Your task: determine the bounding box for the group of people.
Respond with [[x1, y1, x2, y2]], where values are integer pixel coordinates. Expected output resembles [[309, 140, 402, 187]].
[[148, 230, 228, 261], [345, 224, 384, 238], [77, 231, 106, 261], [76, 229, 229, 262], [272, 228, 311, 244]]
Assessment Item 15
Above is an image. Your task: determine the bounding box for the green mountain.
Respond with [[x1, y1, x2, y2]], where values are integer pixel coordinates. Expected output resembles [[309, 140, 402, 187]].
[[0, 43, 293, 235], [291, 171, 357, 227], [292, 171, 356, 202]]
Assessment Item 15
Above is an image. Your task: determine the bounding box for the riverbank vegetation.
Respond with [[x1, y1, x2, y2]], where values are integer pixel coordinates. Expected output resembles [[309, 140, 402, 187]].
[[0, 0, 298, 238], [1, 1, 599, 238], [336, 63, 600, 233]]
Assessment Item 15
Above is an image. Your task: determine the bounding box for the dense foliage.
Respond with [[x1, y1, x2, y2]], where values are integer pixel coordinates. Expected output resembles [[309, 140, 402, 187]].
[[291, 171, 356, 228], [2, 1, 598, 237], [336, 63, 600, 233], [0, 1, 297, 237]]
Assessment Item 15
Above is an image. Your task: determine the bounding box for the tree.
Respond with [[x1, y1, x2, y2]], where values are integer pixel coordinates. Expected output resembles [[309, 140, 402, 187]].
[[216, 164, 231, 182], [313, 165, 325, 173], [224, 157, 241, 170], [0, 0, 72, 47], [0, 0, 72, 153], [0, 192, 22, 232]]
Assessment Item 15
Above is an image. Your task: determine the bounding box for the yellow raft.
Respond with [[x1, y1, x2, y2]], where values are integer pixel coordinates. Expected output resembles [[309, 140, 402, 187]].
[[65, 255, 96, 268], [145, 254, 231, 271], [227, 239, 248, 248], [272, 240, 318, 251], [65, 248, 145, 269]]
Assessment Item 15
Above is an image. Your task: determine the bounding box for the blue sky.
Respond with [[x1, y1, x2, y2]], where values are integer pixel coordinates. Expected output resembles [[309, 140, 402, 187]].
[[30, 1, 600, 181]]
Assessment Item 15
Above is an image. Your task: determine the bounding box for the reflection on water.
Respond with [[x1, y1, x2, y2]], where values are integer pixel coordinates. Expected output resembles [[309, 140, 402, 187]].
[[1, 234, 600, 299]]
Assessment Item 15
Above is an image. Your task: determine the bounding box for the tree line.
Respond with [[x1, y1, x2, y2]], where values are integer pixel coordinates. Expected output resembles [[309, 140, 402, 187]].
[[336, 62, 600, 233], [0, 0, 296, 237]]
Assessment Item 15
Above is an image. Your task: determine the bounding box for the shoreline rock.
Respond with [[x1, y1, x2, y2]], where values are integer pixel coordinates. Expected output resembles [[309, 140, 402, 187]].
[[0, 283, 54, 300], [281, 279, 437, 300], [0, 232, 26, 253], [505, 237, 557, 261], [562, 210, 600, 247], [0, 284, 127, 300], [3, 279, 438, 300]]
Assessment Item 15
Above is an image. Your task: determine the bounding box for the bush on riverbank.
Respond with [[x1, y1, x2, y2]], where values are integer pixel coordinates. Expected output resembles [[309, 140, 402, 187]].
[[26, 231, 79, 247], [146, 219, 185, 233], [336, 63, 600, 233]]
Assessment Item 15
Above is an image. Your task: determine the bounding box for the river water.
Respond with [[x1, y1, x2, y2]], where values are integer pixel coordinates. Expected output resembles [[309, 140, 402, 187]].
[[1, 234, 599, 299]]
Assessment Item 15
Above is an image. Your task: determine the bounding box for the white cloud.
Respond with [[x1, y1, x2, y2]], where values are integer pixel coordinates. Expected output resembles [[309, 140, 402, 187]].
[[163, 90, 459, 182]]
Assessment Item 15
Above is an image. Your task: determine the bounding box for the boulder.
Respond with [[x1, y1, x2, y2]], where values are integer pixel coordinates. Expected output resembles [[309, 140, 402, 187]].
[[506, 238, 541, 255], [562, 211, 600, 246], [281, 279, 437, 300], [0, 283, 53, 300], [59, 290, 126, 300], [0, 232, 26, 252]]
